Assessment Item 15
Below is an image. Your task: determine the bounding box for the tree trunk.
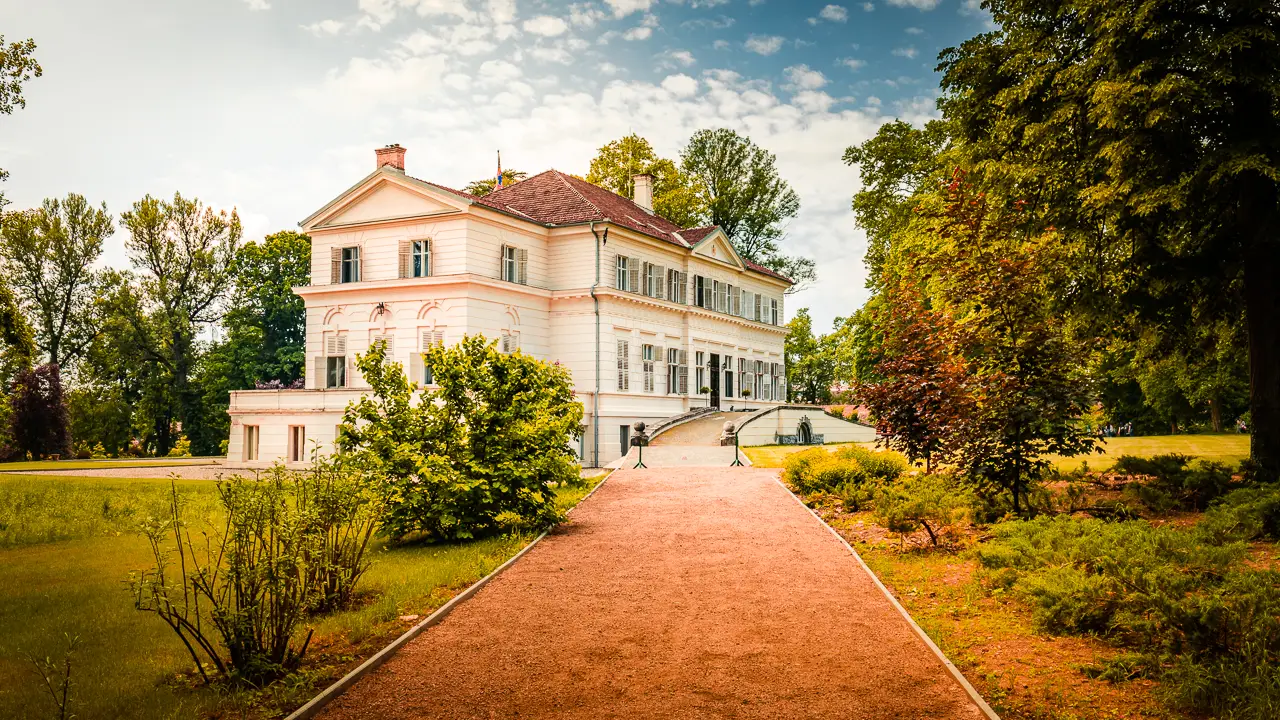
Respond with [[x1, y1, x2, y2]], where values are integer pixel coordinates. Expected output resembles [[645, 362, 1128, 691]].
[[1209, 397, 1223, 433], [1244, 238, 1280, 482]]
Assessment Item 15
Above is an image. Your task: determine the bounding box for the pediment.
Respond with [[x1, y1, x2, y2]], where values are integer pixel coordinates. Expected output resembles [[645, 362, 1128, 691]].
[[691, 229, 743, 269], [317, 180, 458, 228]]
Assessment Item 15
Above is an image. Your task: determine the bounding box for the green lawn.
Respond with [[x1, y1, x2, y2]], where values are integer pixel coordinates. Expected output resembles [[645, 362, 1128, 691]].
[[0, 472, 601, 720], [744, 435, 1251, 473], [0, 457, 221, 472], [1047, 433, 1251, 471]]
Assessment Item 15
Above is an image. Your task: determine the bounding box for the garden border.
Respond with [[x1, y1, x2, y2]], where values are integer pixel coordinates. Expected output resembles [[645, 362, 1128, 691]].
[[773, 476, 1002, 720], [284, 471, 614, 720]]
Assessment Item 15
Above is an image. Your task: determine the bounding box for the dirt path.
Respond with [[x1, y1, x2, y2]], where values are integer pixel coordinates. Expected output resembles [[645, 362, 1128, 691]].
[[317, 468, 989, 720]]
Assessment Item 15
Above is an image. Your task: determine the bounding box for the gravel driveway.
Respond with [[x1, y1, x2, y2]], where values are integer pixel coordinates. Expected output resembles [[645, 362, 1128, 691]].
[[317, 467, 989, 719]]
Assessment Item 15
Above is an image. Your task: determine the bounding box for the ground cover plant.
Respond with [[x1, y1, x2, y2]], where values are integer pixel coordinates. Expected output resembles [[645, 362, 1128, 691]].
[[755, 440, 1280, 719], [0, 469, 600, 719]]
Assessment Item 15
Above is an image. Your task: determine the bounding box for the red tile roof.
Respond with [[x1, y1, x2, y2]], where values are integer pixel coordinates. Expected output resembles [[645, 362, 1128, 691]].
[[406, 168, 791, 285]]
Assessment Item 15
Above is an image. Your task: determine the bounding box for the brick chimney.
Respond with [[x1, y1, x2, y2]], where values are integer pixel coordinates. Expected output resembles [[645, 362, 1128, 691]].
[[375, 144, 406, 171], [632, 173, 654, 213]]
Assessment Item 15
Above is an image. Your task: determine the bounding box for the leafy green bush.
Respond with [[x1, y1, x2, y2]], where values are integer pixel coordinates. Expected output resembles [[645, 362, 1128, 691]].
[[873, 474, 970, 546], [977, 515, 1280, 718], [782, 446, 909, 512], [1113, 453, 1236, 511], [341, 336, 583, 541]]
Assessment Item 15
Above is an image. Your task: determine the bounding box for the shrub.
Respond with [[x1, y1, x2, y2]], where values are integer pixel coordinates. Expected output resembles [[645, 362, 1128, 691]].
[[784, 446, 910, 513], [1113, 453, 1236, 511], [166, 435, 192, 458], [132, 459, 385, 686], [977, 515, 1280, 718], [1199, 485, 1280, 543], [341, 336, 583, 541], [873, 474, 970, 546]]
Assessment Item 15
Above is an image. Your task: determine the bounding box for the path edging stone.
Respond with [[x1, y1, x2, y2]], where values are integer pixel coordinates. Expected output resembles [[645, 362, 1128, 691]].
[[773, 476, 1002, 720], [284, 471, 614, 720]]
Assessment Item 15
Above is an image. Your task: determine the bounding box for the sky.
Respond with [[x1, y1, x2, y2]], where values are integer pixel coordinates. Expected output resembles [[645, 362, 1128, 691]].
[[0, 0, 992, 332]]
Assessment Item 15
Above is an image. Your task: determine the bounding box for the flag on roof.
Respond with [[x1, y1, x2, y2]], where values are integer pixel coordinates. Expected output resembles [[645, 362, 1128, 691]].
[[496, 150, 503, 190]]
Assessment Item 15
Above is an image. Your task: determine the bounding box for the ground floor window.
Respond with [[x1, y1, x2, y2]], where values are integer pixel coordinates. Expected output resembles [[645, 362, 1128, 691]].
[[244, 425, 259, 461], [287, 425, 305, 463], [619, 424, 630, 456]]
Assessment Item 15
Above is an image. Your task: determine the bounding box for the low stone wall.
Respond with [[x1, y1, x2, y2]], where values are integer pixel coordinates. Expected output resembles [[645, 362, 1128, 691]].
[[735, 406, 876, 447]]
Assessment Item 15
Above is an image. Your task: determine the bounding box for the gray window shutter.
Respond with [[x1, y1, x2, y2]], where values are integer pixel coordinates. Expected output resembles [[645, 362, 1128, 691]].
[[517, 248, 528, 284], [330, 247, 342, 284], [500, 245, 509, 281], [678, 365, 688, 394], [628, 259, 639, 294], [313, 355, 326, 389], [679, 272, 688, 303], [399, 240, 410, 278], [656, 266, 666, 299], [424, 238, 432, 276]]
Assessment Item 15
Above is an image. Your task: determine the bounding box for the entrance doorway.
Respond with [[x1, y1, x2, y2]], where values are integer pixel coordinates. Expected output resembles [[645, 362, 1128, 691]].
[[709, 353, 721, 408]]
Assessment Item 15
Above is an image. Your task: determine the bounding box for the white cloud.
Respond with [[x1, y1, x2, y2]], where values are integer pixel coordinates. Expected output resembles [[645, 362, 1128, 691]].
[[478, 59, 523, 85], [302, 19, 344, 36], [886, 0, 940, 9], [839, 57, 866, 70], [301, 54, 451, 107], [523, 16, 569, 37], [744, 35, 785, 55], [905, 26, 924, 34], [892, 46, 918, 58], [659, 49, 696, 68], [599, 61, 620, 75], [865, 95, 881, 106], [605, 0, 654, 17], [783, 64, 827, 91], [819, 4, 849, 21], [530, 45, 575, 63], [486, 0, 517, 24], [244, 0, 270, 10], [862, 1, 874, 9], [400, 24, 497, 56], [660, 74, 698, 97], [712, 39, 730, 50], [569, 3, 607, 26], [623, 25, 653, 40]]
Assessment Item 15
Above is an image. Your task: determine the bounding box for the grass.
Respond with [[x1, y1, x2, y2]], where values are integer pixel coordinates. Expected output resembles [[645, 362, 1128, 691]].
[[743, 442, 876, 468], [0, 457, 221, 472], [0, 472, 602, 720], [744, 435, 1252, 473], [1047, 434, 1250, 471]]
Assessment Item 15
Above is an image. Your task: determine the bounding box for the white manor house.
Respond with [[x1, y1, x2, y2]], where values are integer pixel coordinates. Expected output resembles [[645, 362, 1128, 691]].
[[226, 145, 795, 468]]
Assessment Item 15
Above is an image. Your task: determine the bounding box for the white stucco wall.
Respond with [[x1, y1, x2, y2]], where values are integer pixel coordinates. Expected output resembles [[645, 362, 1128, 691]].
[[736, 407, 878, 447]]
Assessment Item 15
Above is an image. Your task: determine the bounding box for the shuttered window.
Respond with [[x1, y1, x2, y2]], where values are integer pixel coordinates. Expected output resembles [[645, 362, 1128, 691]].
[[642, 344, 655, 393], [502, 245, 528, 284], [501, 332, 520, 354], [616, 339, 630, 391], [401, 239, 431, 278], [411, 328, 445, 385], [321, 334, 348, 388], [616, 256, 629, 291], [330, 247, 360, 284]]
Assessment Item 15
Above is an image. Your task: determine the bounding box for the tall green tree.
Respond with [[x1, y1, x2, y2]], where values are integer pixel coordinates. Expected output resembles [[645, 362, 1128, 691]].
[[680, 128, 813, 287], [465, 169, 528, 197], [225, 230, 310, 385], [937, 0, 1280, 479], [0, 35, 41, 205], [0, 194, 113, 367], [784, 309, 834, 404], [586, 134, 704, 228], [117, 193, 241, 455]]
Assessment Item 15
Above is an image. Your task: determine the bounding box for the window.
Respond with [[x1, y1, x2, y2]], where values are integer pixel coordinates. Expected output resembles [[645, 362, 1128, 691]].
[[756, 360, 766, 402], [317, 334, 348, 388], [739, 357, 752, 398], [714, 280, 725, 313], [642, 344, 655, 393], [695, 351, 706, 393], [503, 245, 528, 284], [412, 239, 430, 277], [501, 332, 520, 354], [616, 256, 629, 291], [644, 263, 664, 298], [770, 298, 779, 326], [413, 329, 444, 385], [723, 355, 734, 398], [330, 246, 361, 284], [694, 275, 705, 307], [667, 348, 684, 395], [753, 293, 762, 322], [616, 339, 630, 391], [667, 269, 687, 304], [619, 424, 631, 456], [244, 425, 260, 461], [341, 247, 360, 283], [287, 425, 305, 463], [369, 332, 394, 355]]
